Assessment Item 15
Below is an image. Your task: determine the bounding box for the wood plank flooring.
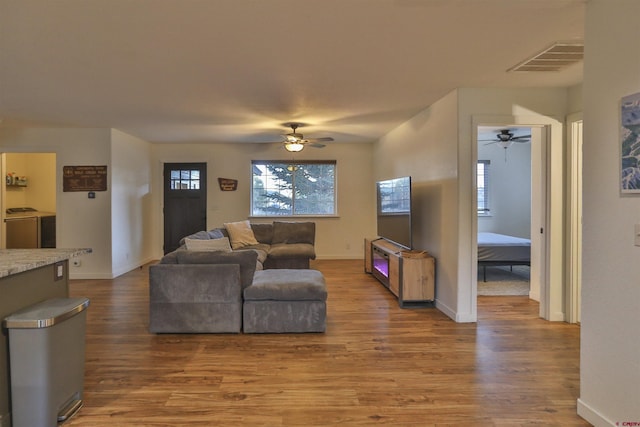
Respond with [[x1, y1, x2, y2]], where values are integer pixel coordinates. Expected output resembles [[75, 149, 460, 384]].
[[66, 259, 590, 426]]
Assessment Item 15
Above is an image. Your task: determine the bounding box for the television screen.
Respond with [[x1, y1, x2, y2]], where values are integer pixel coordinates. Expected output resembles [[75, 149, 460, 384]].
[[376, 176, 412, 249]]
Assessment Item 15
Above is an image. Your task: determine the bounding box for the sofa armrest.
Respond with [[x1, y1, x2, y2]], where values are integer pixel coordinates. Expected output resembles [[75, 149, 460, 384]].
[[149, 264, 243, 333]]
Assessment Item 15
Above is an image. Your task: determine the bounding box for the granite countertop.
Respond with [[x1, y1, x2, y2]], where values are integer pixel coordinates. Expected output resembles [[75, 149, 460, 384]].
[[0, 248, 92, 278]]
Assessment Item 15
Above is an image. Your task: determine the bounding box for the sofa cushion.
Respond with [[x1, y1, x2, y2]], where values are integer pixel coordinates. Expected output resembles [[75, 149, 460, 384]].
[[178, 230, 211, 246], [236, 246, 269, 264], [250, 223, 273, 244], [176, 250, 258, 290], [268, 243, 316, 259], [185, 237, 232, 252], [272, 221, 315, 245], [224, 220, 259, 249], [245, 269, 327, 301], [207, 228, 225, 239]]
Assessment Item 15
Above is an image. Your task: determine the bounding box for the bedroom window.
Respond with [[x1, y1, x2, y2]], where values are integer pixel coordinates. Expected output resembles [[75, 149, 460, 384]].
[[251, 160, 336, 216], [477, 160, 490, 216]]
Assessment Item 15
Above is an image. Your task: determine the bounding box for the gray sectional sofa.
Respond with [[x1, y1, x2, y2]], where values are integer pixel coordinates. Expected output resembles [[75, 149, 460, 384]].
[[178, 221, 316, 269], [149, 221, 327, 334]]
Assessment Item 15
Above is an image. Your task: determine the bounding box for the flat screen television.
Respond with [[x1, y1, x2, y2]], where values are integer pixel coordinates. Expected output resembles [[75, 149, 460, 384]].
[[376, 176, 412, 249]]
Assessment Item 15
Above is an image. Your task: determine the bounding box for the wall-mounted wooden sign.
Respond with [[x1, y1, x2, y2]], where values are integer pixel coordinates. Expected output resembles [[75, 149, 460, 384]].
[[218, 178, 237, 191], [63, 165, 108, 192]]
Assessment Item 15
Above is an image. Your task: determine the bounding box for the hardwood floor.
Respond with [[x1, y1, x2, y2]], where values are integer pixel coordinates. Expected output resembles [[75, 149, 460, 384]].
[[66, 259, 589, 426]]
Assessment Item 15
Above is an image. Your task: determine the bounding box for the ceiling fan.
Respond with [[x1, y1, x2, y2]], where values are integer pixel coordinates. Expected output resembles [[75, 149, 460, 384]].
[[480, 129, 531, 161], [273, 123, 334, 152]]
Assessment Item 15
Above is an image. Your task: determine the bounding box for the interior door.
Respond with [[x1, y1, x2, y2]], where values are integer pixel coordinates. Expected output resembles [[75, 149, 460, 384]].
[[163, 163, 207, 254]]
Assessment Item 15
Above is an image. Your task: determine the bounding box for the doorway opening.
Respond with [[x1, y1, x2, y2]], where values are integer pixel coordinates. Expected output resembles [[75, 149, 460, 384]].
[[1, 153, 57, 249], [476, 126, 534, 297]]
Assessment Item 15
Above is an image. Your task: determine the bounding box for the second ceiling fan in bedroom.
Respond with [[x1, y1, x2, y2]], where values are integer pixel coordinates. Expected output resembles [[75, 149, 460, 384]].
[[480, 129, 531, 161]]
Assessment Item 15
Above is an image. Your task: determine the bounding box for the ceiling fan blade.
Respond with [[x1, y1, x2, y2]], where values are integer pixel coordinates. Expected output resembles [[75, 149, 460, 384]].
[[309, 142, 326, 148], [478, 138, 498, 142], [305, 137, 334, 143], [511, 135, 531, 141], [483, 141, 498, 145]]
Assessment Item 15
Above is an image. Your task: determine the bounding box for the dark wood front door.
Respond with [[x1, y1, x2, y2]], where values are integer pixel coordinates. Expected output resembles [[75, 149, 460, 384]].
[[163, 163, 207, 254]]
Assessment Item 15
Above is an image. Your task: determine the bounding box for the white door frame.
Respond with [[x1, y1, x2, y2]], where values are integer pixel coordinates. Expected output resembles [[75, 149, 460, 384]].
[[566, 113, 583, 324], [472, 114, 564, 321]]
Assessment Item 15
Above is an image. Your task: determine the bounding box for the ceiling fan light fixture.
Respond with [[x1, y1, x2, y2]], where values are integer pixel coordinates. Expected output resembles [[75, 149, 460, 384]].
[[284, 142, 305, 152]]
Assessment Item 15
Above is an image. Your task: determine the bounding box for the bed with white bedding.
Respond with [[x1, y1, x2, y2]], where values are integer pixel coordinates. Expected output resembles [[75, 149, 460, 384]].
[[477, 232, 531, 281]]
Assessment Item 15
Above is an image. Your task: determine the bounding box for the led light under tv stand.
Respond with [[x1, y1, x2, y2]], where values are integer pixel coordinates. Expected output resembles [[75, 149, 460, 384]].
[[365, 237, 435, 308]]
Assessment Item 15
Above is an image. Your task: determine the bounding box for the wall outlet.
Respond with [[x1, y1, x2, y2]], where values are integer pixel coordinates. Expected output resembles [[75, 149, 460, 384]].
[[72, 259, 81, 267]]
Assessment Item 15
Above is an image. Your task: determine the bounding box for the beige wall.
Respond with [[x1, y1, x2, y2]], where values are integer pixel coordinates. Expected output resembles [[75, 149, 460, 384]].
[[111, 129, 154, 277], [0, 127, 113, 278], [579, 0, 640, 424], [374, 90, 460, 319], [458, 87, 568, 322], [151, 141, 376, 260], [374, 87, 571, 322], [1, 127, 374, 278]]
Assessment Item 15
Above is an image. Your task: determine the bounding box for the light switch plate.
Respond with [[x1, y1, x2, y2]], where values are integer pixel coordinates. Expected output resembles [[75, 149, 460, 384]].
[[635, 224, 640, 247]]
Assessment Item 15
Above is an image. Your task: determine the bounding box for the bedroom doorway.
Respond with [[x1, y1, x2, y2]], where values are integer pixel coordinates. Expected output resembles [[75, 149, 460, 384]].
[[476, 126, 535, 298], [473, 116, 565, 322]]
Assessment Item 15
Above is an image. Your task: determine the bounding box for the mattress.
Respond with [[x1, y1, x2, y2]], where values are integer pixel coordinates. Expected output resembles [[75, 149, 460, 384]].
[[477, 232, 531, 263]]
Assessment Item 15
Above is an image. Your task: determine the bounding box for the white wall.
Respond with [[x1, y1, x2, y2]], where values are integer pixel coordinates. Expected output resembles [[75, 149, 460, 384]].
[[458, 88, 568, 322], [0, 127, 113, 278], [111, 129, 154, 277], [151, 141, 375, 260], [374, 90, 460, 320], [477, 136, 531, 238], [1, 127, 373, 276], [374, 87, 570, 322], [578, 1, 640, 424]]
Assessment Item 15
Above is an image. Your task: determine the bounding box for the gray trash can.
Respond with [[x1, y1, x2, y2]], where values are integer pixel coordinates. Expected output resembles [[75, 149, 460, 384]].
[[3, 297, 89, 427]]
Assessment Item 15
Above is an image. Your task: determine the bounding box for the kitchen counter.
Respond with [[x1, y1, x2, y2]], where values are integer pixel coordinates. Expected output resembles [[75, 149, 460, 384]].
[[0, 248, 91, 278]]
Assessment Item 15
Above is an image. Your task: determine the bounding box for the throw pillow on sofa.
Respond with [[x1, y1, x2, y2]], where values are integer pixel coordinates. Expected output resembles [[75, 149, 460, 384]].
[[184, 237, 232, 252], [207, 228, 225, 239], [224, 220, 259, 249], [178, 230, 211, 246]]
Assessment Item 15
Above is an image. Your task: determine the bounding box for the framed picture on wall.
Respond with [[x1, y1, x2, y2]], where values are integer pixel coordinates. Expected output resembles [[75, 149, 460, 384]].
[[621, 92, 640, 193]]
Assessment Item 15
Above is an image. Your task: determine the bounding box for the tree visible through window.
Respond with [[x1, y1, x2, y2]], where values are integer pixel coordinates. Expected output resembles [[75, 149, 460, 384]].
[[477, 160, 490, 215], [251, 161, 336, 216]]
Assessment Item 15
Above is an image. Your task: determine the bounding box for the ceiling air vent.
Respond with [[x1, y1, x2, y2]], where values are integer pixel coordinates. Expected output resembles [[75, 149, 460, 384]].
[[508, 42, 584, 72]]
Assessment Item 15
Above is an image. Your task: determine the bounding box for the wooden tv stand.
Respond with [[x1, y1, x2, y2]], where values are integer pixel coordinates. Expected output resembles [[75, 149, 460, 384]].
[[365, 238, 435, 307]]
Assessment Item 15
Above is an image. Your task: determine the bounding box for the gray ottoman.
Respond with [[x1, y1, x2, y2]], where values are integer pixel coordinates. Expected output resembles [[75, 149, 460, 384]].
[[243, 269, 327, 333]]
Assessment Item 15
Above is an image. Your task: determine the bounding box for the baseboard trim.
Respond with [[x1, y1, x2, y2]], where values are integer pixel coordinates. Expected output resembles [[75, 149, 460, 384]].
[[577, 398, 615, 427]]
